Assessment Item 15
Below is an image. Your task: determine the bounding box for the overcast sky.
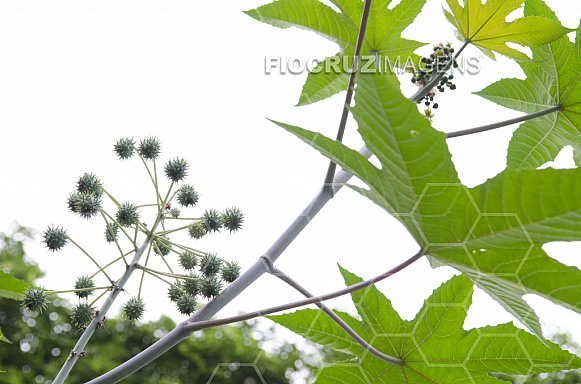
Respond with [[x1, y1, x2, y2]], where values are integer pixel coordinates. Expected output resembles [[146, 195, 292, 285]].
[[1, 0, 581, 376]]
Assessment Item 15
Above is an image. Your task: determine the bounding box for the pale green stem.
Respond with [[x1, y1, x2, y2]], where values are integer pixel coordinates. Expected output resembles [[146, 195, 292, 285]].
[[138, 152, 163, 205], [89, 288, 111, 307], [89, 251, 134, 280], [101, 212, 128, 266], [48, 286, 110, 295], [139, 268, 185, 290], [137, 245, 153, 300], [156, 221, 201, 236], [101, 210, 137, 248], [101, 187, 121, 208], [135, 265, 199, 280], [68, 238, 114, 284]]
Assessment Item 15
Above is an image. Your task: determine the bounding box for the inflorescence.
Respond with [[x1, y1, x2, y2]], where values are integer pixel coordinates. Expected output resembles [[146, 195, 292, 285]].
[[30, 136, 245, 329], [411, 43, 458, 109]]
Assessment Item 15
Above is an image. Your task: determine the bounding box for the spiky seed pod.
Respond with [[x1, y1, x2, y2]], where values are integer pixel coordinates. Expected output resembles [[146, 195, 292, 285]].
[[200, 276, 222, 299], [123, 297, 145, 321], [75, 192, 102, 219], [165, 157, 188, 182], [176, 184, 199, 207], [43, 225, 68, 252], [188, 223, 207, 240], [105, 222, 119, 243], [170, 208, 180, 218], [74, 276, 95, 299], [70, 302, 95, 327], [153, 236, 172, 256], [168, 282, 184, 302], [116, 202, 140, 227], [21, 287, 49, 314], [221, 207, 244, 233], [114, 137, 136, 160], [202, 209, 222, 233], [200, 253, 222, 277], [179, 251, 197, 270], [67, 192, 80, 214], [221, 261, 241, 283], [176, 294, 197, 316], [138, 137, 161, 160], [77, 172, 103, 198], [183, 273, 201, 296]]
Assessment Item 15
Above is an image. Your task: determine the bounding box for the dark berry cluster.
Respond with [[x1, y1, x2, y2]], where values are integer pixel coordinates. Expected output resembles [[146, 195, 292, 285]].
[[167, 252, 241, 316], [411, 43, 458, 109]]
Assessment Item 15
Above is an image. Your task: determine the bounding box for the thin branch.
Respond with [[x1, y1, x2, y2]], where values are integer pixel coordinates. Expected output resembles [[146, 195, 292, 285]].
[[87, 249, 424, 383], [138, 152, 163, 206], [68, 237, 114, 284], [138, 245, 153, 299], [323, 0, 373, 190], [156, 221, 201, 236], [140, 267, 184, 291], [90, 251, 134, 280], [89, 287, 111, 308], [101, 210, 138, 248], [101, 211, 128, 266], [135, 265, 195, 280], [446, 105, 562, 139], [47, 286, 110, 295], [101, 187, 121, 208], [53, 220, 163, 383], [263, 257, 404, 365]]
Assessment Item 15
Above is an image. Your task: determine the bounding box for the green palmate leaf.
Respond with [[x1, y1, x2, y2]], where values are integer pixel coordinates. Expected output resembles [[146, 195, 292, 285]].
[[475, 0, 581, 170], [271, 71, 581, 339], [0, 271, 31, 344], [443, 0, 571, 61], [245, 0, 426, 105], [0, 270, 32, 300], [268, 271, 581, 383]]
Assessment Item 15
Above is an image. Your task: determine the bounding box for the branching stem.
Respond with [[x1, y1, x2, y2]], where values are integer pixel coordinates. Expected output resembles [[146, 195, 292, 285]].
[[68, 237, 114, 284], [87, 249, 424, 383], [264, 258, 404, 365]]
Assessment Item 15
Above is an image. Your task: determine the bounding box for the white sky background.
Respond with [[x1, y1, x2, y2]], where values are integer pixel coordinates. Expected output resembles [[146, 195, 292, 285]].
[[1, 0, 581, 374]]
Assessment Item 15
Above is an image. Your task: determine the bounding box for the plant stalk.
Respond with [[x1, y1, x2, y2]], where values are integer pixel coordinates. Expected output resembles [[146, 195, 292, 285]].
[[445, 105, 562, 139], [265, 259, 405, 365], [323, 0, 373, 189], [87, 248, 423, 383], [52, 235, 155, 384]]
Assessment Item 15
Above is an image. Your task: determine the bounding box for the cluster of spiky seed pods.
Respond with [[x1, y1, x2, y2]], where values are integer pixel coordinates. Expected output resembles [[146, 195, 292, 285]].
[[411, 43, 458, 109], [22, 136, 244, 328], [167, 252, 241, 316]]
